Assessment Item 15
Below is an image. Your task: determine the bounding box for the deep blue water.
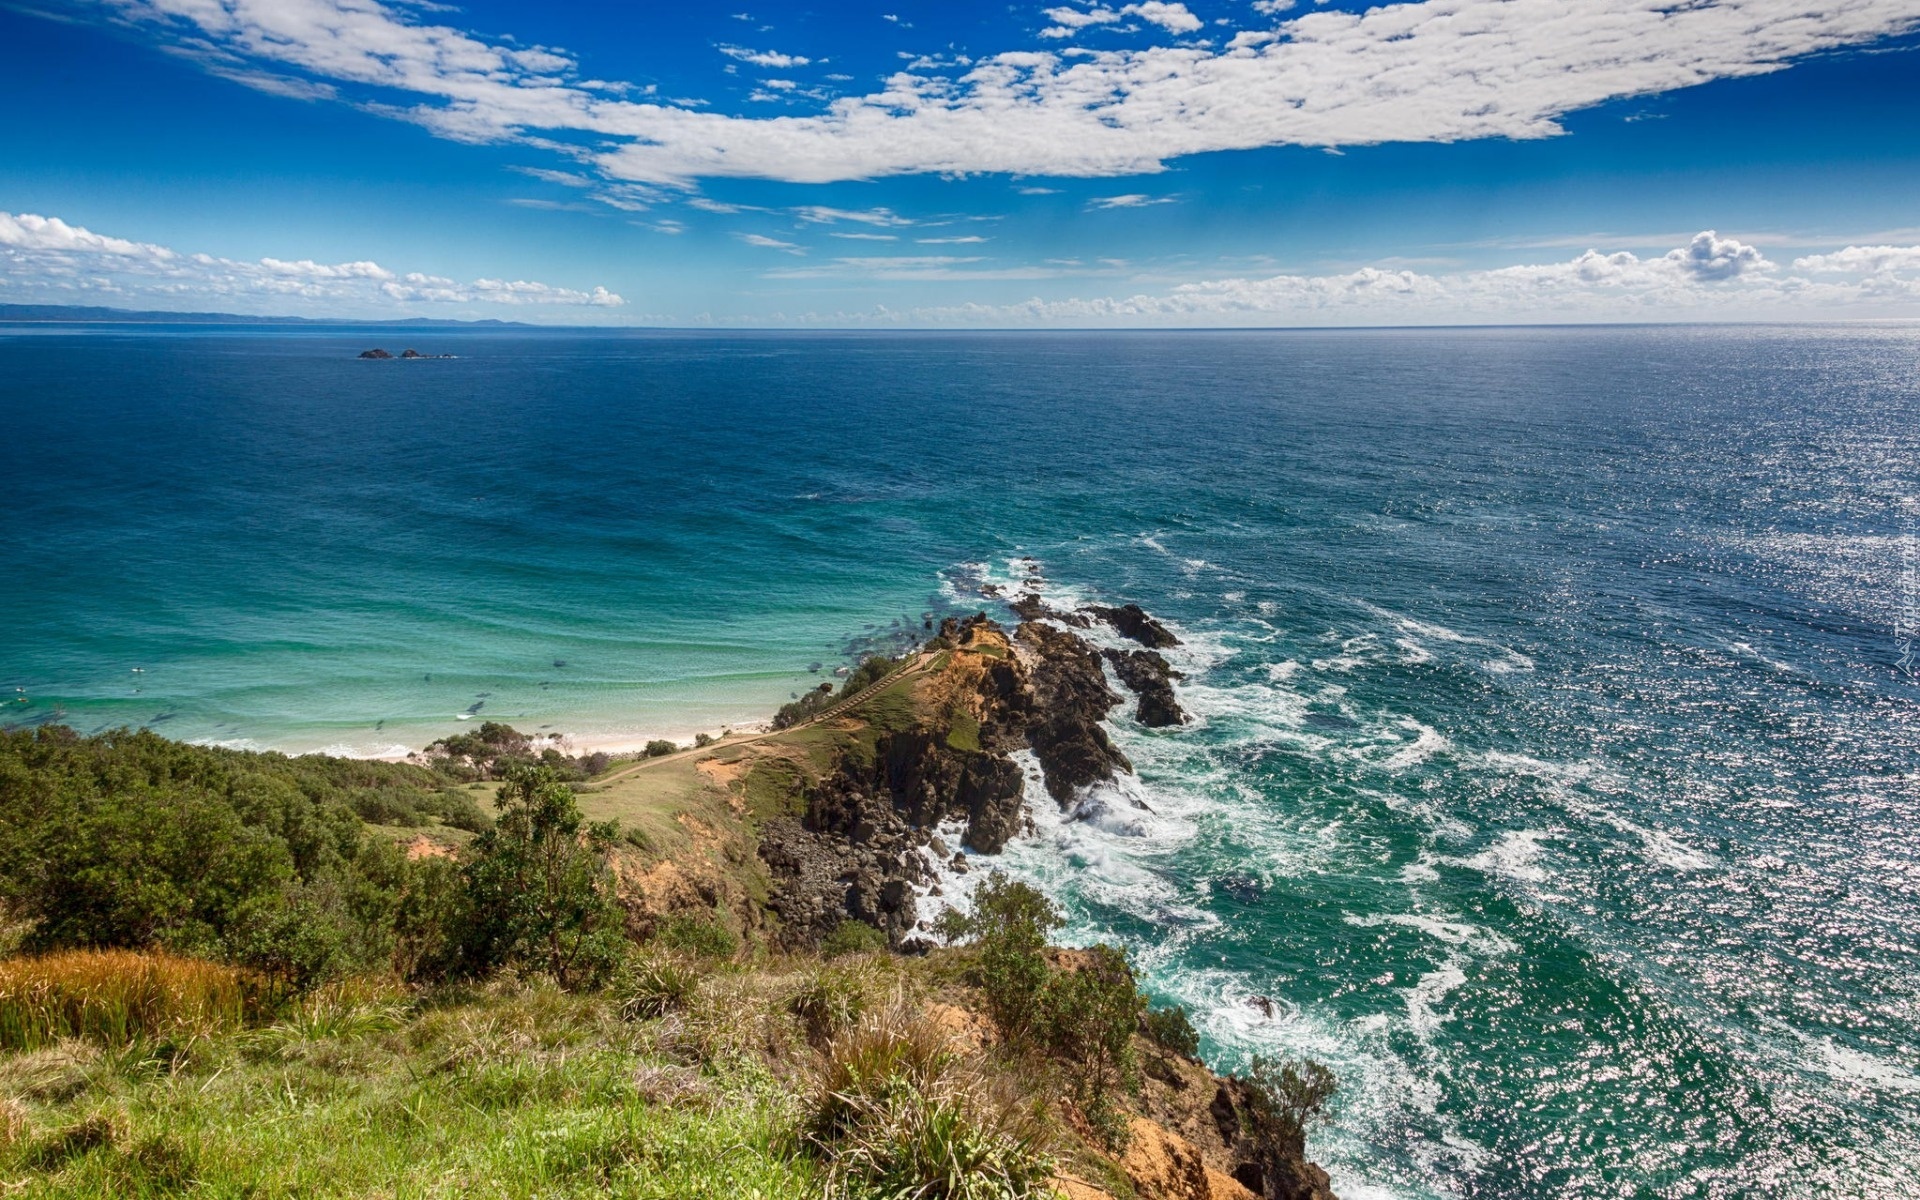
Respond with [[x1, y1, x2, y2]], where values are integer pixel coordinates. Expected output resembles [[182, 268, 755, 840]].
[[5, 324, 1920, 1198]]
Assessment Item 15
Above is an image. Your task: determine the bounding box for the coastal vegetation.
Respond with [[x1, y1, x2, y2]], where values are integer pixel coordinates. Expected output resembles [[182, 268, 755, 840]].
[[0, 604, 1338, 1198]]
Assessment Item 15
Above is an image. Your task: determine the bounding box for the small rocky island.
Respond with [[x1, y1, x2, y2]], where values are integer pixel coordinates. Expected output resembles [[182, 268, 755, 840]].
[[357, 347, 451, 359]]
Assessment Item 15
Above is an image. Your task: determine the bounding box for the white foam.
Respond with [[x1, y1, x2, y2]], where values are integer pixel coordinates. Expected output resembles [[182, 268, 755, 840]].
[[1452, 829, 1550, 884], [1804, 1035, 1920, 1094], [1360, 603, 1535, 675], [1345, 912, 1518, 957], [1405, 964, 1467, 1038]]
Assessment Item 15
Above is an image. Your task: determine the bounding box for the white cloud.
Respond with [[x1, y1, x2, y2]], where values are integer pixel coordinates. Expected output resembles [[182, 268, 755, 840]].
[[0, 210, 623, 312], [90, 0, 1920, 186], [1090, 193, 1176, 209], [739, 232, 803, 251], [790, 205, 913, 226], [1127, 3, 1203, 35], [720, 45, 810, 68], [892, 231, 1920, 325], [1793, 244, 1920, 273], [1041, 3, 1201, 38], [1663, 229, 1771, 279]]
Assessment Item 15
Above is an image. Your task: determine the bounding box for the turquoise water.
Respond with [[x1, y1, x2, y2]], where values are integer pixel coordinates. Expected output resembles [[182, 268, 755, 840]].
[[5, 324, 1920, 1197]]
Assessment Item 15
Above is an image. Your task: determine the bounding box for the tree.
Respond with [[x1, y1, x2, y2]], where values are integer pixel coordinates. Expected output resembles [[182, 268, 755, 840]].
[[458, 764, 623, 989]]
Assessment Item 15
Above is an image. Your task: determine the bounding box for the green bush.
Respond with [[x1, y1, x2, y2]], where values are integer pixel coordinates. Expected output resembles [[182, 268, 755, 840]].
[[1038, 946, 1143, 1145], [1142, 1004, 1200, 1059], [773, 683, 838, 731], [819, 919, 889, 958], [643, 740, 677, 758], [789, 963, 875, 1044], [0, 726, 443, 986], [455, 766, 625, 990], [1236, 1055, 1338, 1159], [614, 953, 703, 1020], [656, 914, 739, 959], [934, 872, 1062, 1040]]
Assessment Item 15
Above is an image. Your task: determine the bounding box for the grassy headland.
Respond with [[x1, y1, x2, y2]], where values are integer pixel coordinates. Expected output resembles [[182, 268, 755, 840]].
[[0, 616, 1338, 1199]]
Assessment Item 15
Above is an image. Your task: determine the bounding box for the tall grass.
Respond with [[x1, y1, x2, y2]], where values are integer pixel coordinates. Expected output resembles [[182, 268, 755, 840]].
[[805, 1001, 1058, 1200], [0, 950, 267, 1051]]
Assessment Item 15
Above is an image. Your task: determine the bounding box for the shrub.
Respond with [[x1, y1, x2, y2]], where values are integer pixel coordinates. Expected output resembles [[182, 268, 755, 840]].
[[1038, 946, 1143, 1127], [934, 872, 1062, 1041], [0, 726, 449, 985], [643, 740, 678, 758], [804, 1002, 1056, 1200], [456, 765, 625, 990], [819, 920, 889, 958], [1236, 1055, 1338, 1159], [614, 954, 703, 1020], [580, 752, 613, 777], [789, 964, 876, 1045], [249, 981, 406, 1050], [1142, 1004, 1200, 1059], [693, 733, 716, 749], [773, 683, 837, 731], [0, 950, 267, 1051], [656, 914, 739, 959], [841, 656, 896, 695]]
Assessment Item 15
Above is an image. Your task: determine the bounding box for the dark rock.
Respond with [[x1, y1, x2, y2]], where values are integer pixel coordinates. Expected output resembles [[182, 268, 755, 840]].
[[358, 348, 393, 359], [1103, 647, 1189, 727], [1010, 592, 1091, 628], [1016, 621, 1131, 804], [1085, 602, 1181, 648], [400, 348, 424, 359]]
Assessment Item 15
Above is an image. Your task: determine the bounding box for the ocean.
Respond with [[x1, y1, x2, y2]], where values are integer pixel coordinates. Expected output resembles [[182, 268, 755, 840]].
[[4, 323, 1918, 1197]]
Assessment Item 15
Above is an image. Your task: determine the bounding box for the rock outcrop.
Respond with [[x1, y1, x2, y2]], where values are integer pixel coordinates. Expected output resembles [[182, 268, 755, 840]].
[[1104, 647, 1188, 727], [757, 610, 1169, 949], [1087, 603, 1182, 649], [358, 348, 393, 359], [1015, 619, 1132, 802]]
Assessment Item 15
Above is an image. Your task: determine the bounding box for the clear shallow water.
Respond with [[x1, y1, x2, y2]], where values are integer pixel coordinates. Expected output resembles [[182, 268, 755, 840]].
[[5, 324, 1920, 1197]]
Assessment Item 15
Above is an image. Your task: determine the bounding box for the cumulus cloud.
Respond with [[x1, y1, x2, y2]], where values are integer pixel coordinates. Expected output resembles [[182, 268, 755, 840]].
[[0, 210, 623, 313], [1663, 230, 1771, 279], [890, 231, 1920, 325], [85, 0, 1920, 186], [1041, 3, 1201, 38], [1793, 244, 1920, 273]]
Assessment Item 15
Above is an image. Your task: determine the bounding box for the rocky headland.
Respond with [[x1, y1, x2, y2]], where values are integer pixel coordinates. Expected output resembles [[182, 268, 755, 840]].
[[623, 595, 1335, 1200]]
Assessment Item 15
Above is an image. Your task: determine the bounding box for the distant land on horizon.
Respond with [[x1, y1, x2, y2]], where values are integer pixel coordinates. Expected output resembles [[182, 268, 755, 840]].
[[0, 302, 535, 328]]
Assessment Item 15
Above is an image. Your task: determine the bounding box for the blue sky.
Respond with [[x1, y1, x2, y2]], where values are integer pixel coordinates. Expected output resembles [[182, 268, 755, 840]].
[[2, 0, 1919, 325]]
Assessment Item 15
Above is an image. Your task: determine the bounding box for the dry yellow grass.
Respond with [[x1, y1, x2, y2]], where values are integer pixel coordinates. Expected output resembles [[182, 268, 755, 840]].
[[0, 949, 267, 1051]]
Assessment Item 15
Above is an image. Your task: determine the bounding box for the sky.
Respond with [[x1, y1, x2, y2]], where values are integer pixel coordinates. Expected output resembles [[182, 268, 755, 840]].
[[2, 0, 1919, 326]]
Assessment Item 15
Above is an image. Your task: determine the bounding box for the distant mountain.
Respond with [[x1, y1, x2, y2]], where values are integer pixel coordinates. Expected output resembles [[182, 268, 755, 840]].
[[0, 303, 533, 327]]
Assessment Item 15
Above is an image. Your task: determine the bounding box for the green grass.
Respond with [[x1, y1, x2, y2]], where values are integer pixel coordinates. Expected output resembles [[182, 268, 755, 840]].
[[0, 982, 816, 1199], [741, 758, 808, 826], [946, 707, 983, 754]]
